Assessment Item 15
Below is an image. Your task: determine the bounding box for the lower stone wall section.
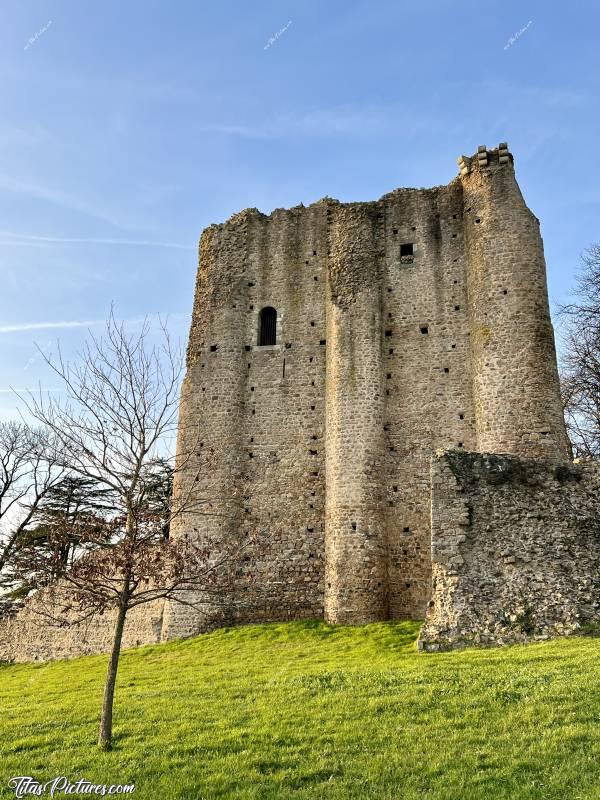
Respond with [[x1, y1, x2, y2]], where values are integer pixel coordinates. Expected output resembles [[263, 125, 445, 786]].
[[0, 591, 165, 663], [4, 449, 599, 662], [419, 450, 600, 651]]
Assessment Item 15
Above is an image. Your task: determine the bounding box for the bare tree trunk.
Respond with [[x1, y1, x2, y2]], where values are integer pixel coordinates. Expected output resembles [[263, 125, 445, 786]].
[[98, 579, 129, 750]]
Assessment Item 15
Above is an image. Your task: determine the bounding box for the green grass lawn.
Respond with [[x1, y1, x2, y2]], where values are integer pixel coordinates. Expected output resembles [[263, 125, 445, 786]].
[[1, 620, 599, 799]]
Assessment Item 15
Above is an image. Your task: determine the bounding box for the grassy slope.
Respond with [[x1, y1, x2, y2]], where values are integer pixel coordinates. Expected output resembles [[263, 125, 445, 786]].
[[1, 621, 599, 800]]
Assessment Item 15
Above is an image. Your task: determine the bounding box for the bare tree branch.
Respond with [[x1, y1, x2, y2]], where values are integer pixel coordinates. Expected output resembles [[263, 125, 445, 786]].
[[559, 244, 600, 459], [4, 313, 259, 750]]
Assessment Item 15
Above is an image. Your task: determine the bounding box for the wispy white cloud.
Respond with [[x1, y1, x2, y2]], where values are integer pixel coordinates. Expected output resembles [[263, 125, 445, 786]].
[[0, 312, 191, 336], [0, 319, 104, 334], [0, 232, 194, 250], [195, 105, 442, 141], [0, 174, 127, 229], [196, 103, 468, 146]]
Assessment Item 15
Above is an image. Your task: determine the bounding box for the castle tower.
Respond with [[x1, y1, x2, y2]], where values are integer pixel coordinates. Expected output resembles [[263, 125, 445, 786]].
[[162, 143, 571, 643], [0, 143, 584, 664], [459, 145, 570, 459]]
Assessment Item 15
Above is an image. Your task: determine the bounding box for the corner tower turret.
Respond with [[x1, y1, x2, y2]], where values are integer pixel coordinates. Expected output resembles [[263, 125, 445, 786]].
[[460, 144, 570, 460]]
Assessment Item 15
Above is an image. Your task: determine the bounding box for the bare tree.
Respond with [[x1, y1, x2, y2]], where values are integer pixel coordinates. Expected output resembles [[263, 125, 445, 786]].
[[11, 313, 252, 750], [560, 244, 600, 459], [0, 422, 64, 605]]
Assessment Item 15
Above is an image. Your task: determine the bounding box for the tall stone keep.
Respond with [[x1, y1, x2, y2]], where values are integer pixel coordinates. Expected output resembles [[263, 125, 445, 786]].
[[162, 143, 570, 641]]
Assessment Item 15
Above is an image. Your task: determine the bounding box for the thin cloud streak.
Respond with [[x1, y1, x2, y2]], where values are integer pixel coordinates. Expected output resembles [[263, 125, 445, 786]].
[[0, 232, 194, 250], [0, 320, 105, 334], [0, 312, 191, 335], [0, 174, 127, 230]]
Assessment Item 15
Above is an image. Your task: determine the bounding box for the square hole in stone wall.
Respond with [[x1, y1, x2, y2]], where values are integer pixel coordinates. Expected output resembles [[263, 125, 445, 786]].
[[400, 243, 413, 257]]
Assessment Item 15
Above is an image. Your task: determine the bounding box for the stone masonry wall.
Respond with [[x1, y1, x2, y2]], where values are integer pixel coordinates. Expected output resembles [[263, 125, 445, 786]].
[[162, 203, 330, 638], [0, 591, 165, 664], [419, 451, 600, 651], [164, 143, 571, 640]]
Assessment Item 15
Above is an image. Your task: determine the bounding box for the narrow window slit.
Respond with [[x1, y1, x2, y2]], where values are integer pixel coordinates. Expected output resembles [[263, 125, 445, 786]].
[[258, 306, 277, 346]]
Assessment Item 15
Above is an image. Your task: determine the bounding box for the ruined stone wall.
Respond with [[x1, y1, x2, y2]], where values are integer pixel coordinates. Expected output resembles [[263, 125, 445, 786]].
[[419, 451, 600, 651], [0, 591, 165, 664]]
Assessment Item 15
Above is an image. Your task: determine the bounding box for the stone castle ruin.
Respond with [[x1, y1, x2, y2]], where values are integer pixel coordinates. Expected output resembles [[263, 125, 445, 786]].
[[2, 143, 599, 661]]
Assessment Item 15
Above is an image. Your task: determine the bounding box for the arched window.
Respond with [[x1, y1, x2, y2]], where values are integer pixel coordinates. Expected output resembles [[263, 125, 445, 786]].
[[258, 306, 277, 346]]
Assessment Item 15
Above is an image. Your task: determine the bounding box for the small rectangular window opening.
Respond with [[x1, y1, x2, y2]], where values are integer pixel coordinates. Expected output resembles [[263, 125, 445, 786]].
[[400, 243, 413, 257]]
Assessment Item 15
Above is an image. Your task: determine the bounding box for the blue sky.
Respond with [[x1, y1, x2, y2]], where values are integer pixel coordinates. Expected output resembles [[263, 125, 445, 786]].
[[0, 0, 598, 419]]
